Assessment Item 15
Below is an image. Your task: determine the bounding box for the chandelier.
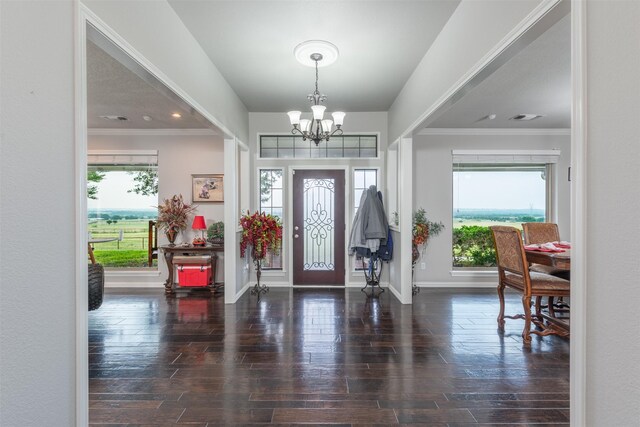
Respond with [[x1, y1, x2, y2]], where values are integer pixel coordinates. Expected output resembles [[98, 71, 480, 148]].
[[287, 41, 345, 146]]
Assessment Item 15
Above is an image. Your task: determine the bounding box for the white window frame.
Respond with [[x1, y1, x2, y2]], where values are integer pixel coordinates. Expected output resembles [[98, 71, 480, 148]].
[[257, 167, 285, 272], [451, 149, 560, 272], [351, 167, 380, 272]]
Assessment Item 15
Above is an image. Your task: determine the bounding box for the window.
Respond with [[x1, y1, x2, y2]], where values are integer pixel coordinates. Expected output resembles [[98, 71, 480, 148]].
[[353, 169, 378, 270], [259, 169, 284, 269], [87, 153, 158, 269], [452, 164, 548, 268], [260, 135, 377, 159]]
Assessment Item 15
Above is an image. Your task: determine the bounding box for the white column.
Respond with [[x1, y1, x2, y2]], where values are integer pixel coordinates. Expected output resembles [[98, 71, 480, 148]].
[[224, 137, 238, 303], [398, 136, 414, 304]]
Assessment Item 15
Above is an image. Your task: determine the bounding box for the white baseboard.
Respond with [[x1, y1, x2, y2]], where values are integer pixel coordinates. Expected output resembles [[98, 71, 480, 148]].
[[387, 284, 403, 301], [105, 281, 164, 288], [414, 281, 497, 288]]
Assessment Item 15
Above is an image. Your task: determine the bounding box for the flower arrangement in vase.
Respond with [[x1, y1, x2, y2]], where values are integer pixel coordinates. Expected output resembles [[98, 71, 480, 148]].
[[156, 194, 197, 246], [239, 211, 283, 298], [412, 208, 444, 294]]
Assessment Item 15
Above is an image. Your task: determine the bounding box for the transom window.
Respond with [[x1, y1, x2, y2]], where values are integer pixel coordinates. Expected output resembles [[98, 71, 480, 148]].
[[260, 135, 377, 159]]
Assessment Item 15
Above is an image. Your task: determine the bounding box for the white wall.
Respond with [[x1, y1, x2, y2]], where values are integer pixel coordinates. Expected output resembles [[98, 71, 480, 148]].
[[585, 1, 640, 424], [81, 0, 249, 142], [0, 1, 76, 425], [88, 132, 225, 286], [388, 0, 546, 141], [412, 132, 570, 286], [248, 112, 390, 288]]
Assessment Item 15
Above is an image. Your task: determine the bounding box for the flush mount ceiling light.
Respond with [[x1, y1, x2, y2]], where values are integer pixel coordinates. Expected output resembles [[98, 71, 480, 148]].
[[510, 114, 544, 121], [171, 112, 182, 118], [287, 41, 344, 146], [99, 115, 128, 121]]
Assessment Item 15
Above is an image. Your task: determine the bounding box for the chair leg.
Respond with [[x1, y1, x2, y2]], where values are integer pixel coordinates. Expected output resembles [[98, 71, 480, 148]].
[[522, 295, 532, 345], [548, 296, 556, 317], [535, 296, 543, 321], [497, 283, 506, 329]]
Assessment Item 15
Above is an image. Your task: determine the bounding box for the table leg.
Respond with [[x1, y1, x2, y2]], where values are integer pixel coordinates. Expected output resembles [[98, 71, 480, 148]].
[[163, 251, 175, 295]]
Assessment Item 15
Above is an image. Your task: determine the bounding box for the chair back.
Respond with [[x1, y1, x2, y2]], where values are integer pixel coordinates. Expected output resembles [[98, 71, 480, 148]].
[[522, 222, 560, 244], [490, 226, 527, 276], [148, 220, 158, 267]]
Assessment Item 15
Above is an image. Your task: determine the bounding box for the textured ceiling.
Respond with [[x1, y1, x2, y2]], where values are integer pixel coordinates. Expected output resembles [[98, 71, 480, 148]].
[[168, 0, 461, 112], [87, 40, 209, 129], [428, 14, 571, 129]]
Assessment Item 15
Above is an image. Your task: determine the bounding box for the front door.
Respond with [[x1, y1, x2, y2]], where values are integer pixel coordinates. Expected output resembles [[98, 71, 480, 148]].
[[292, 169, 345, 285]]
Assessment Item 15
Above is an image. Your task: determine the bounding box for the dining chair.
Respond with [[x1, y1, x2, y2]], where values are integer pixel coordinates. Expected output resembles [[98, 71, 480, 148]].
[[490, 226, 570, 344], [522, 222, 561, 245], [522, 222, 570, 310]]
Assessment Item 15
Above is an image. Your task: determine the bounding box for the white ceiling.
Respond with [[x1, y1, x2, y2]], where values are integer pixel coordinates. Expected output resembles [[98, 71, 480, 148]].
[[168, 0, 461, 112], [87, 2, 569, 132], [427, 14, 571, 129], [87, 40, 210, 129]]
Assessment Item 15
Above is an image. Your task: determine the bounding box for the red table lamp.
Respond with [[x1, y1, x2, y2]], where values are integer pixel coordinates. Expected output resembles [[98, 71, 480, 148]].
[[191, 215, 206, 246]]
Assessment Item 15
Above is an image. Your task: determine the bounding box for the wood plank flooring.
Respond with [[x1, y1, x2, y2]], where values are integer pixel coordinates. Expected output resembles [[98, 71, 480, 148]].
[[89, 287, 570, 425]]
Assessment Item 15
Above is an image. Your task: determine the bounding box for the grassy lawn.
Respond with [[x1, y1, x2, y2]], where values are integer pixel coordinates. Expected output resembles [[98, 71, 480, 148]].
[[93, 250, 156, 268], [89, 219, 158, 267]]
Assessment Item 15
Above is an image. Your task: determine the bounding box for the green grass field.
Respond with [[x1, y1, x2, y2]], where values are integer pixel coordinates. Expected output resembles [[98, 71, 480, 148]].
[[89, 219, 157, 267]]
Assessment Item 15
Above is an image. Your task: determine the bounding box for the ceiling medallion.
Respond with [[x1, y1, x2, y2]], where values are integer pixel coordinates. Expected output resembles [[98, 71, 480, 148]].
[[287, 41, 344, 146]]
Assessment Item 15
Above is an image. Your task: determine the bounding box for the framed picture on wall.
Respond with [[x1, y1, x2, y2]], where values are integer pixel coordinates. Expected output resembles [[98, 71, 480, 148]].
[[192, 174, 223, 203]]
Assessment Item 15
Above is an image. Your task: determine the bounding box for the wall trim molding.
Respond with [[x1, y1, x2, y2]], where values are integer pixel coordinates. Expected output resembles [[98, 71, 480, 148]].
[[88, 128, 218, 136], [417, 128, 570, 136], [414, 281, 497, 288]]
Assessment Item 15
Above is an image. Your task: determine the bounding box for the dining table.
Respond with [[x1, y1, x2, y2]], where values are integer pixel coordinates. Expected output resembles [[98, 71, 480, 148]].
[[525, 248, 571, 270]]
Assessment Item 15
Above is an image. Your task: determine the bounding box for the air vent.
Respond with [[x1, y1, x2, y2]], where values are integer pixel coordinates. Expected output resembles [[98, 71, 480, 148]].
[[509, 114, 543, 121], [99, 115, 128, 121]]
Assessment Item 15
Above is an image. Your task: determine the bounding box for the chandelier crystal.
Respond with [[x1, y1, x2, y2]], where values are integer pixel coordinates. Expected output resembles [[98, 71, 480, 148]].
[[287, 50, 344, 146]]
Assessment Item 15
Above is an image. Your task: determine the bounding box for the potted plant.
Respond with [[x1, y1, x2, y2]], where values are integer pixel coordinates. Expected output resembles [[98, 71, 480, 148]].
[[156, 194, 197, 246], [207, 221, 225, 244], [412, 208, 444, 295], [239, 211, 283, 297]]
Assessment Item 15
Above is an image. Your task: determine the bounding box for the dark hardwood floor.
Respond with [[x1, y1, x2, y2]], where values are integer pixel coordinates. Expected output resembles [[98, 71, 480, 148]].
[[89, 287, 570, 426]]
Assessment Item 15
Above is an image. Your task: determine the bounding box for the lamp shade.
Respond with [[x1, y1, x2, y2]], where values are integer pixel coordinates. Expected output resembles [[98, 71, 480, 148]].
[[287, 111, 301, 125], [300, 119, 312, 133], [191, 215, 206, 230], [332, 111, 345, 126], [311, 105, 326, 120], [321, 119, 333, 133]]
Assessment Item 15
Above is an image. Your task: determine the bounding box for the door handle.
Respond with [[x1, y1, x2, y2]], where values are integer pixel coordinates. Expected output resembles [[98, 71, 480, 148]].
[[294, 234, 299, 239], [294, 226, 299, 230]]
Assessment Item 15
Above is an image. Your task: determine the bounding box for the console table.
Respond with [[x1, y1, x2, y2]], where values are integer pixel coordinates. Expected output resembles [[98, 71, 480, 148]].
[[161, 244, 224, 295]]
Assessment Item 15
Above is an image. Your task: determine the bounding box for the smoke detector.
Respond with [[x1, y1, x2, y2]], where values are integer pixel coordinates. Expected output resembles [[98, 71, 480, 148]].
[[99, 115, 128, 121], [509, 114, 543, 121]]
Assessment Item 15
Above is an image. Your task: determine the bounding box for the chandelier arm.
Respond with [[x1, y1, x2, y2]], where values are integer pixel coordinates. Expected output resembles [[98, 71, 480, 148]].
[[329, 127, 344, 138]]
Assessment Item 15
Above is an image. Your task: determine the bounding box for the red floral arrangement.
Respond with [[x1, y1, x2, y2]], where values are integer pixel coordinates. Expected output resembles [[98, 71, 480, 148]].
[[239, 211, 283, 260]]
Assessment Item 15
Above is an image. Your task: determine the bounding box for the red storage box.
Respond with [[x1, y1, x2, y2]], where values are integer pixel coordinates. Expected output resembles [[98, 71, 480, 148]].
[[177, 264, 212, 287]]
